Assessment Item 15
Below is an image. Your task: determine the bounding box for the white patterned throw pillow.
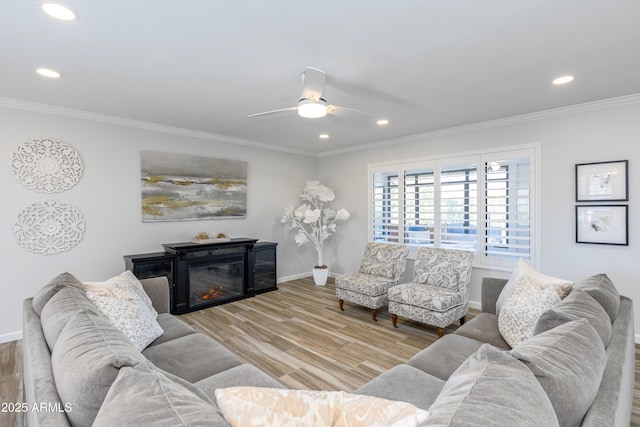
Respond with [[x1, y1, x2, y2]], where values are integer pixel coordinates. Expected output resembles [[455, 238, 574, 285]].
[[496, 259, 572, 316], [498, 275, 561, 348], [84, 272, 163, 351]]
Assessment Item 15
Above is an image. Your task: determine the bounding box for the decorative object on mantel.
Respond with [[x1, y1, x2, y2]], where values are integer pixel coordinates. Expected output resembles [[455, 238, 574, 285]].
[[140, 151, 247, 222], [281, 181, 350, 286], [191, 232, 231, 244], [10, 137, 84, 193], [13, 200, 86, 255]]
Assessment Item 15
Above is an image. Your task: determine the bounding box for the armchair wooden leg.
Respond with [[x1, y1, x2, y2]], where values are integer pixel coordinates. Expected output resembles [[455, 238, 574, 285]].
[[391, 314, 398, 328], [460, 316, 466, 325], [438, 328, 445, 338], [371, 309, 377, 321], [339, 299, 344, 311]]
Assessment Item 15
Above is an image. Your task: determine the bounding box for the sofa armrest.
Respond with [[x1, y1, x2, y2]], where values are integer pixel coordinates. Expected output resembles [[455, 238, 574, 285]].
[[140, 277, 171, 314], [481, 277, 508, 314]]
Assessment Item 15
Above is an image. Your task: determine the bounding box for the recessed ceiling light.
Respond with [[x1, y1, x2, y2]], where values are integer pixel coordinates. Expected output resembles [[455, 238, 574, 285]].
[[376, 119, 389, 126], [40, 2, 78, 21], [552, 75, 574, 85], [36, 68, 62, 78], [319, 134, 329, 139]]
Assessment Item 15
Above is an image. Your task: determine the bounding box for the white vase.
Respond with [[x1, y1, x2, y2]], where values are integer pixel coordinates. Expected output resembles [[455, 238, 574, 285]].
[[312, 266, 329, 286]]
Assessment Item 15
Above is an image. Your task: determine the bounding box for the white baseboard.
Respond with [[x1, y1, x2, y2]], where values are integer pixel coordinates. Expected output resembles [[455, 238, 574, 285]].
[[0, 331, 22, 344]]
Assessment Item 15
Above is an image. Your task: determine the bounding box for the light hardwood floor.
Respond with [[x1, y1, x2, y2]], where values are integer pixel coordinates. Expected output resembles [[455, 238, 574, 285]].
[[1, 277, 639, 426]]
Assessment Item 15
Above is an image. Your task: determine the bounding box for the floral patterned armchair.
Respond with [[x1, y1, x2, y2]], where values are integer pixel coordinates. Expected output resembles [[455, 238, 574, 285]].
[[388, 247, 474, 337], [336, 243, 410, 321]]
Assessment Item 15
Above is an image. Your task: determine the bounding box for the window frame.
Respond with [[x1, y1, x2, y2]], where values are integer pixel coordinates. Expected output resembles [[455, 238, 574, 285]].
[[367, 144, 540, 271]]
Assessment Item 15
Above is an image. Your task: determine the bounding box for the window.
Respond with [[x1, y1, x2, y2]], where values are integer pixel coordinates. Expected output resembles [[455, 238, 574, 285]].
[[369, 147, 537, 270]]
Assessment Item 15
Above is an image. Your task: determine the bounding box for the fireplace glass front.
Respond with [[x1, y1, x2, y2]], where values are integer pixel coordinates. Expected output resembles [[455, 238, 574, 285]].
[[188, 255, 245, 310]]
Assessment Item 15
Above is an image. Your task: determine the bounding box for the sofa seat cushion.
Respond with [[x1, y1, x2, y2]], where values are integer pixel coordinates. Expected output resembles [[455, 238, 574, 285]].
[[335, 273, 395, 296], [40, 286, 101, 351], [354, 364, 446, 411], [572, 273, 620, 321], [195, 364, 284, 400], [52, 309, 146, 427], [32, 272, 85, 316], [408, 334, 488, 381], [142, 333, 242, 383], [509, 319, 607, 427], [93, 360, 229, 427], [454, 313, 511, 349], [148, 313, 197, 346], [388, 283, 464, 312], [214, 387, 430, 427], [427, 344, 559, 427], [534, 289, 612, 346]]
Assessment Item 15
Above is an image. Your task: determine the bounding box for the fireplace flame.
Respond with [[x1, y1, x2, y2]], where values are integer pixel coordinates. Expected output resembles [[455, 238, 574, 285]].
[[202, 286, 223, 300]]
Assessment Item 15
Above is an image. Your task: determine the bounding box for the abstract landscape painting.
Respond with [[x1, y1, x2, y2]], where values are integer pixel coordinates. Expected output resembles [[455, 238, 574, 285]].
[[140, 151, 247, 222]]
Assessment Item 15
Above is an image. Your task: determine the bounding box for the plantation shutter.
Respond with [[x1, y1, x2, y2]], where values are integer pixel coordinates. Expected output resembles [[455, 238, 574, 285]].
[[372, 171, 400, 243]]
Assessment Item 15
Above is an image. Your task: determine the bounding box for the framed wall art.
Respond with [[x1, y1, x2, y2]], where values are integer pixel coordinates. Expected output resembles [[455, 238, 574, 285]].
[[575, 160, 628, 202], [140, 151, 247, 222], [575, 205, 628, 246]]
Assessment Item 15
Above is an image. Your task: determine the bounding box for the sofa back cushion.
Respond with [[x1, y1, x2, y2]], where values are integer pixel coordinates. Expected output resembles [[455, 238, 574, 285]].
[[32, 272, 85, 316], [534, 289, 612, 347], [52, 309, 145, 426], [40, 286, 101, 351], [93, 360, 228, 427], [572, 273, 620, 321], [427, 344, 559, 426], [509, 319, 607, 427]]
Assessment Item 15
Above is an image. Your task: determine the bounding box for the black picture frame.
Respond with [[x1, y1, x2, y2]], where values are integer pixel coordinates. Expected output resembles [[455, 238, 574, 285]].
[[575, 160, 628, 202], [576, 205, 628, 246]]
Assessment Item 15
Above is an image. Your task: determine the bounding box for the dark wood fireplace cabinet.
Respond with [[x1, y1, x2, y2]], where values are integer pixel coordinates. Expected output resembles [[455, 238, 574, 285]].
[[124, 238, 277, 314]]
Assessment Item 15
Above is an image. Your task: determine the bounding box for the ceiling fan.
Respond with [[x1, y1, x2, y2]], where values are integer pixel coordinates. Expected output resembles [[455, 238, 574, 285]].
[[248, 67, 372, 119]]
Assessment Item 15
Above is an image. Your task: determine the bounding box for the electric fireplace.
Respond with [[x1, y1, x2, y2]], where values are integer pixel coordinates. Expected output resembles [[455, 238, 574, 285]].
[[163, 238, 258, 314], [124, 238, 277, 315]]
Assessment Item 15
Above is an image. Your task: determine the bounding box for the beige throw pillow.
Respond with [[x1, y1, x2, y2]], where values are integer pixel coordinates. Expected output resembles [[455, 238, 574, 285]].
[[215, 387, 430, 427], [496, 258, 572, 316]]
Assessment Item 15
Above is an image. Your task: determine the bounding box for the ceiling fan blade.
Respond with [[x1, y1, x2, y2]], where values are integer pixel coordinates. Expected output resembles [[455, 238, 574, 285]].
[[247, 106, 297, 118], [301, 67, 326, 101], [327, 105, 373, 119]]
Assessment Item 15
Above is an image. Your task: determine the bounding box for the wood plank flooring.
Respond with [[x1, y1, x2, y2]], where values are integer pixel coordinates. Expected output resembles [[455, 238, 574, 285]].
[[0, 277, 638, 426]]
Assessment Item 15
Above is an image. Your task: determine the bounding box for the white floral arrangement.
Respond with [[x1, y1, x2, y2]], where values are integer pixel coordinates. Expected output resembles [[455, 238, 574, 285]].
[[281, 181, 350, 267]]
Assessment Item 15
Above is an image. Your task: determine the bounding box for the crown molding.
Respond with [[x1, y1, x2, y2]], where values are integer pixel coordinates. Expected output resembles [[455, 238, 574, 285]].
[[3, 93, 639, 159], [318, 93, 640, 157], [0, 97, 316, 157]]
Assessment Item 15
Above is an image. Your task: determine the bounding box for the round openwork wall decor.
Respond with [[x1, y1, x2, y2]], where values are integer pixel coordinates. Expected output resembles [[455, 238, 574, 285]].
[[13, 200, 86, 255], [10, 138, 84, 193]]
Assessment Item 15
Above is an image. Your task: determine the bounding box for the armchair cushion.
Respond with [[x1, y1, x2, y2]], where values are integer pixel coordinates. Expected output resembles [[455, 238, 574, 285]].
[[358, 243, 410, 280], [388, 283, 464, 313], [335, 273, 395, 296], [413, 248, 474, 292]]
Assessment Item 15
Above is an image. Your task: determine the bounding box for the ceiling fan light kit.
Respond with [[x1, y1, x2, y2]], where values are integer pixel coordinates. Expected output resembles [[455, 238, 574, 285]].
[[297, 98, 328, 118]]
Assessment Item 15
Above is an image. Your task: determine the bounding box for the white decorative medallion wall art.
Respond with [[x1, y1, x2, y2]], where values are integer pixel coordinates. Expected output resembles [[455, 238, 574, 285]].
[[11, 137, 83, 193], [13, 200, 86, 255]]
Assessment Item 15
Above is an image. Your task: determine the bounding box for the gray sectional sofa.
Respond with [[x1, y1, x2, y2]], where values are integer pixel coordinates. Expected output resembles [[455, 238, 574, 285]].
[[23, 272, 634, 426]]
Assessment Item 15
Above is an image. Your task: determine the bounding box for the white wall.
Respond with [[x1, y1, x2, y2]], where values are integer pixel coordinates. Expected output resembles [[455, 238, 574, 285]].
[[0, 106, 318, 341], [318, 99, 639, 339]]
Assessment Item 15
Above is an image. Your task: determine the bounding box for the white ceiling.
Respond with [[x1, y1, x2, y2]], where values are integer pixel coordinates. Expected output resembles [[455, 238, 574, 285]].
[[1, 1, 639, 155]]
